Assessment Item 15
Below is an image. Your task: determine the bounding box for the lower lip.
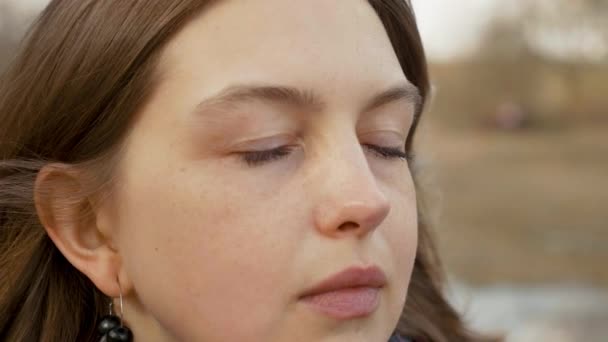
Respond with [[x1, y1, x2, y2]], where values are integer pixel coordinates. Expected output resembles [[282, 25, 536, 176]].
[[299, 287, 381, 319]]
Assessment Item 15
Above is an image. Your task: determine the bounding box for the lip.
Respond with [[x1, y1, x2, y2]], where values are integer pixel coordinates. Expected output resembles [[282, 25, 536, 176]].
[[298, 265, 387, 319], [299, 265, 387, 298]]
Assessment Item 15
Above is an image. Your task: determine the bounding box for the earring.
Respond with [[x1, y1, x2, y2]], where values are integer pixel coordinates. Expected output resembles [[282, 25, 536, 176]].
[[98, 278, 133, 342]]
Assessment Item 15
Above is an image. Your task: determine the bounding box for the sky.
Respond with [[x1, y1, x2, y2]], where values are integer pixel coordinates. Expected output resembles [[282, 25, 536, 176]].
[[411, 0, 505, 61]]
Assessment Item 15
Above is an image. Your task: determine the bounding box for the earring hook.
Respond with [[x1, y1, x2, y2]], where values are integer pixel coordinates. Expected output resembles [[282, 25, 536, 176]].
[[117, 276, 125, 327]]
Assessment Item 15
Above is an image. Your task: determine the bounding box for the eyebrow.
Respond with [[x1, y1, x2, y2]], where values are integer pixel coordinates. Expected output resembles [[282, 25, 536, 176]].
[[194, 82, 421, 115]]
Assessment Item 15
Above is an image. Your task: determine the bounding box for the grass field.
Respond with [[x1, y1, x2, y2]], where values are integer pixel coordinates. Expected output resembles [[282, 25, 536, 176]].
[[416, 120, 608, 287], [414, 120, 608, 340]]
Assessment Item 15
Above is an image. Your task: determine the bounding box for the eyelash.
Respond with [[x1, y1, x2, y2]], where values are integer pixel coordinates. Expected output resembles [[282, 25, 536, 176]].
[[239, 144, 411, 167]]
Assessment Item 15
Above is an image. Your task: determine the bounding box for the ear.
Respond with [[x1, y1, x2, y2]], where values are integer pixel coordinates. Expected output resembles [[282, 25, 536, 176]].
[[34, 163, 130, 298]]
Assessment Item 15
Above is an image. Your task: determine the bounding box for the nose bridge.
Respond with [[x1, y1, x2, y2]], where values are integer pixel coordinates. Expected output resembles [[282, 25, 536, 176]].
[[310, 134, 391, 238]]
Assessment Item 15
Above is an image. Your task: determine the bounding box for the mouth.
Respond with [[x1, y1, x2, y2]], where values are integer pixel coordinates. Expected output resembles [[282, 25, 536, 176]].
[[298, 265, 387, 320]]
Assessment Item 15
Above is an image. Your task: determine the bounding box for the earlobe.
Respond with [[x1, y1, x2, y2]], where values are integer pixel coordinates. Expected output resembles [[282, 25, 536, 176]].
[[34, 164, 126, 298]]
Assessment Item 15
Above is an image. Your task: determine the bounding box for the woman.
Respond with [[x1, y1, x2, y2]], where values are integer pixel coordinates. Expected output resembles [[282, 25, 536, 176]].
[[0, 0, 493, 341]]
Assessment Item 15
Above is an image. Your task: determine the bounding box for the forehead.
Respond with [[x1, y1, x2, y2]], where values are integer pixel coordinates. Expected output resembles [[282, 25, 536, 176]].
[[157, 0, 408, 104]]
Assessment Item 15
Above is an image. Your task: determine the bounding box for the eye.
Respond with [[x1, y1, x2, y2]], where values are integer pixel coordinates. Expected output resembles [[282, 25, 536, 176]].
[[362, 144, 411, 161], [238, 145, 296, 167], [237, 144, 411, 167]]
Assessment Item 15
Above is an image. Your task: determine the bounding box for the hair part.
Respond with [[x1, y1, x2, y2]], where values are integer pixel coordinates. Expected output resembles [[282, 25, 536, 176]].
[[0, 1, 496, 341]]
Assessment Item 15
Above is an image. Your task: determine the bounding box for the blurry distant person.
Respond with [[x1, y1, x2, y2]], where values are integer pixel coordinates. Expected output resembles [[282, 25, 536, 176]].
[[494, 101, 528, 130]]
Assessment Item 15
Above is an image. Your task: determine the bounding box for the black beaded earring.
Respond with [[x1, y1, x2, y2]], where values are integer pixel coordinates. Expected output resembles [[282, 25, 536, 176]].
[[98, 278, 133, 342]]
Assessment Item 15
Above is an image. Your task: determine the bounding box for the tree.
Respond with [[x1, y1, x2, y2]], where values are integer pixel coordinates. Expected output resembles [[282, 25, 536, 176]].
[[522, 0, 608, 64], [472, 0, 608, 121]]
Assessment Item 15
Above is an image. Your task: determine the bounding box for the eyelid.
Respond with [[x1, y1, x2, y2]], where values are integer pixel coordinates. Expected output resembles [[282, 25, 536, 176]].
[[359, 130, 407, 146], [230, 133, 300, 151]]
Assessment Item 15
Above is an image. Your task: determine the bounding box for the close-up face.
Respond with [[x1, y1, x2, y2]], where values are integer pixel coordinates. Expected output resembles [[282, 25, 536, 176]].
[[107, 0, 419, 340]]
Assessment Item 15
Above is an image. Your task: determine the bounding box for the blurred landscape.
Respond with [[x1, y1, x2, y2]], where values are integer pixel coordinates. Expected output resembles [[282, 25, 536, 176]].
[[1, 0, 607, 341], [413, 0, 608, 340]]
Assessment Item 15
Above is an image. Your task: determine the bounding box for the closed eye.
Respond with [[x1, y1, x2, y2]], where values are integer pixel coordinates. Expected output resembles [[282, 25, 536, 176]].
[[362, 144, 410, 161], [238, 145, 296, 167], [238, 144, 411, 167]]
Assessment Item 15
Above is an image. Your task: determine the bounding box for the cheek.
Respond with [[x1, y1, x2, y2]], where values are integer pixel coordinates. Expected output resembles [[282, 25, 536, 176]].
[[386, 174, 418, 292], [394, 208, 417, 289], [114, 163, 301, 340]]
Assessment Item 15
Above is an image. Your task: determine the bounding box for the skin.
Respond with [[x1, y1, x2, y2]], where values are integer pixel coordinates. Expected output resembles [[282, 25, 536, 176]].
[[38, 0, 419, 341]]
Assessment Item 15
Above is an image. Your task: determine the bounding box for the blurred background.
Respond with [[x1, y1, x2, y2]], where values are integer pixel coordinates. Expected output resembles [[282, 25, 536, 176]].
[[411, 0, 607, 341], [1, 0, 607, 341]]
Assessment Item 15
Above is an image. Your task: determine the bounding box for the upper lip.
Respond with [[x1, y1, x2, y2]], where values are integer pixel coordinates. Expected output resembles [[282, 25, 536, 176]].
[[299, 265, 387, 298]]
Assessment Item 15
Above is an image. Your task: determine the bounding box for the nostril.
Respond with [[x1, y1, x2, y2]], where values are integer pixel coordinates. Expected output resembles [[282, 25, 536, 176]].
[[337, 221, 360, 232]]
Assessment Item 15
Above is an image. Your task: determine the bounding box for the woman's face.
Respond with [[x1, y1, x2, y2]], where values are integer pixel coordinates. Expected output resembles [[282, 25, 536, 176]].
[[110, 0, 418, 341]]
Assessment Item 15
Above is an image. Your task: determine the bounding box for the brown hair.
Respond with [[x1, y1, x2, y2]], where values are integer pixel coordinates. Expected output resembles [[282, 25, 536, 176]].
[[0, 1, 493, 341]]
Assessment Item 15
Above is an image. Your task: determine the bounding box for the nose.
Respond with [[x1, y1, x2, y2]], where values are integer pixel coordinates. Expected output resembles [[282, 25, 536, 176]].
[[311, 146, 391, 239]]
